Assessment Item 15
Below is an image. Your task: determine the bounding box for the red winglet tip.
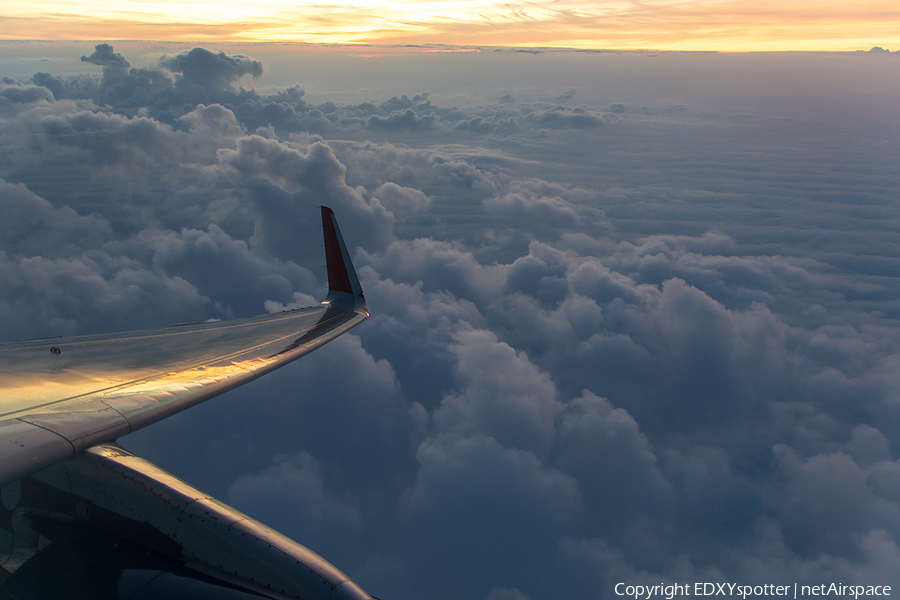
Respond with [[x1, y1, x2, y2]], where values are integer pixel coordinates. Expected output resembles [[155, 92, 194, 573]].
[[321, 206, 353, 295]]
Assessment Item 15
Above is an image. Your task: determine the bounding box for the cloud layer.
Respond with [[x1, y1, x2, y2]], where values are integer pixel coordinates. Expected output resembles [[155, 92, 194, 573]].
[[2, 45, 900, 599]]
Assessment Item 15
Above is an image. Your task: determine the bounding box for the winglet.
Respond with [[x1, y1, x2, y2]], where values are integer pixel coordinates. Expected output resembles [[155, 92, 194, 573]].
[[321, 206, 366, 312]]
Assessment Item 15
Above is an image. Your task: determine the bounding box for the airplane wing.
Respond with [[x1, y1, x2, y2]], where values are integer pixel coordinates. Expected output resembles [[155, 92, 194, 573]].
[[0, 207, 375, 600]]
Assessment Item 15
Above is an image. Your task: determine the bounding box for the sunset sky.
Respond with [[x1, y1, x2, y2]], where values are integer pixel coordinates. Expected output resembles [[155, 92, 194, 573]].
[[1, 17, 900, 600], [2, 0, 899, 51]]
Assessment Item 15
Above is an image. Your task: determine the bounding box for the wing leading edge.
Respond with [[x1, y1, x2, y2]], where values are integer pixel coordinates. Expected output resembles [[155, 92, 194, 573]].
[[0, 206, 368, 489]]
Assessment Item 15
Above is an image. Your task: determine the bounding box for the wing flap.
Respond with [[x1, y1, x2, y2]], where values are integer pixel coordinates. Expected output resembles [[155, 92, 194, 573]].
[[18, 404, 131, 449], [0, 420, 73, 485]]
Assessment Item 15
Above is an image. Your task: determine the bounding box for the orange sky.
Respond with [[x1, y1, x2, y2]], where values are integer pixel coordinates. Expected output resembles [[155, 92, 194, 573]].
[[1, 0, 898, 51]]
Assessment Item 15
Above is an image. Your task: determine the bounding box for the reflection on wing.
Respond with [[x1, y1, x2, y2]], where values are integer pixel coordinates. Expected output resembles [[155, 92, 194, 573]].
[[0, 207, 374, 599], [0, 305, 365, 488]]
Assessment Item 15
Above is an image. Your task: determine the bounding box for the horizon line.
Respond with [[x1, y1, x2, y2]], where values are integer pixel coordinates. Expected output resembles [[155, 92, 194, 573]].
[[0, 39, 895, 55]]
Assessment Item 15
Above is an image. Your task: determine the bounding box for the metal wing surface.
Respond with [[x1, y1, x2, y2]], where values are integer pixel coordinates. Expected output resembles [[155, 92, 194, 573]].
[[0, 206, 368, 488]]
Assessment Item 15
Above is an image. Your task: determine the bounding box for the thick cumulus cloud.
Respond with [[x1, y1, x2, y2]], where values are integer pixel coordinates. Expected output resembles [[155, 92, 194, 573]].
[[0, 179, 110, 256], [2, 45, 900, 600], [160, 48, 262, 99], [434, 327, 562, 455], [81, 43, 130, 69], [223, 135, 395, 258]]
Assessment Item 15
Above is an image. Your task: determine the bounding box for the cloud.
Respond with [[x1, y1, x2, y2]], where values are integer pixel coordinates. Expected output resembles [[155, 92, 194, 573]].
[[223, 135, 396, 257], [368, 108, 438, 132], [127, 224, 317, 317], [178, 103, 245, 139], [434, 327, 562, 455], [42, 109, 191, 166], [227, 451, 364, 555], [361, 237, 504, 305], [370, 182, 431, 212], [0, 179, 110, 257], [0, 250, 209, 339], [556, 391, 673, 528], [454, 115, 520, 136], [530, 107, 602, 130], [81, 43, 130, 69], [771, 446, 899, 559], [2, 44, 900, 600], [484, 190, 580, 228], [160, 47, 263, 104], [1, 84, 54, 105], [399, 433, 581, 598]]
